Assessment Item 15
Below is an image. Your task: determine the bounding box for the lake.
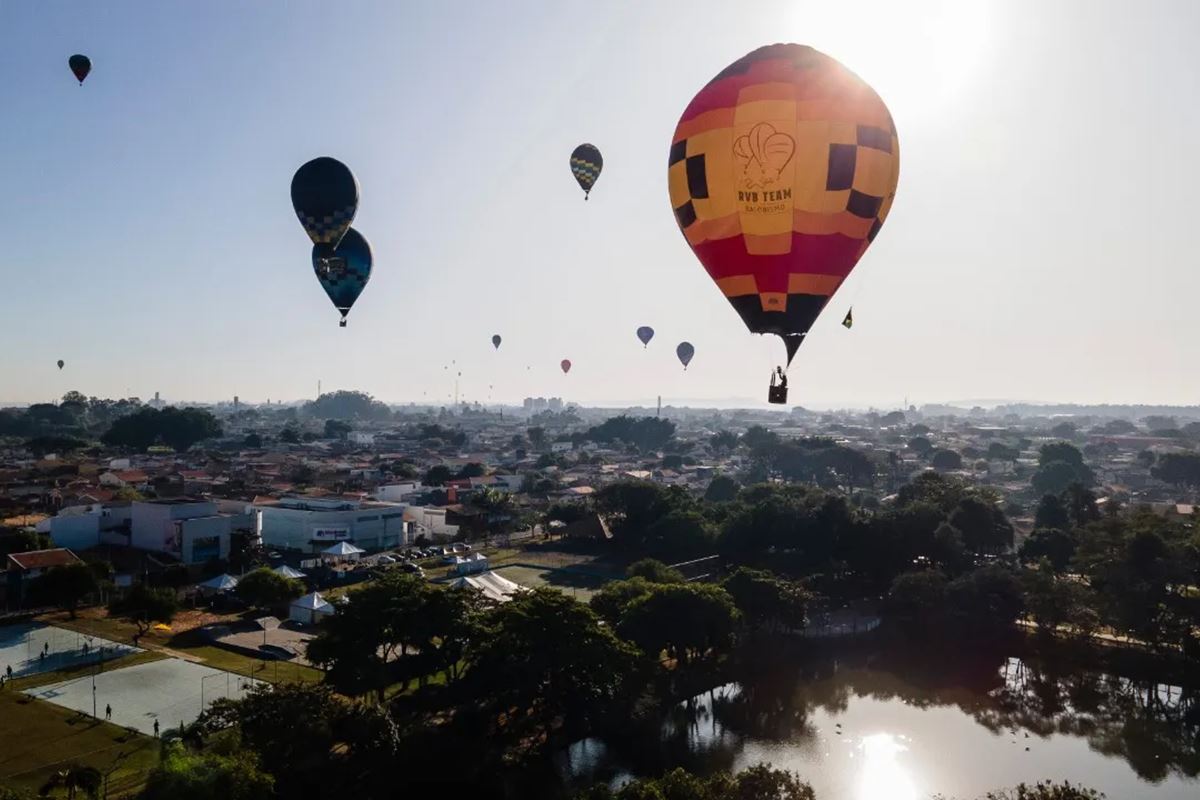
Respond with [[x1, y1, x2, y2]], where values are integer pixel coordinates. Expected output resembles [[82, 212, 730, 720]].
[[556, 645, 1200, 799]]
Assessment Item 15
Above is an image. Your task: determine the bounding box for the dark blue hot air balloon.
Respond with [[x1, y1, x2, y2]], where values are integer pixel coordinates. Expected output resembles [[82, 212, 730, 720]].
[[492, 334, 502, 350], [313, 228, 372, 327], [636, 326, 654, 348], [68, 55, 90, 85], [291, 157, 358, 247], [676, 341, 695, 370]]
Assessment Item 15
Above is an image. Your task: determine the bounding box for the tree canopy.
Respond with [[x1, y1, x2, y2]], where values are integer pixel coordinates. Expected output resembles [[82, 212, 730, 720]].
[[102, 407, 221, 452]]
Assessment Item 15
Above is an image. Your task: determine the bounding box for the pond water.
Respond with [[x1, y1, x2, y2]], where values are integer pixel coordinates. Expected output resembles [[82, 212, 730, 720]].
[[557, 650, 1200, 799]]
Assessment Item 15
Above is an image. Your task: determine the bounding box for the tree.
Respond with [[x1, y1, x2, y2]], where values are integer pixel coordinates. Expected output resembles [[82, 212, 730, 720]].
[[304, 390, 390, 421], [1150, 451, 1200, 489], [37, 764, 101, 800], [626, 559, 685, 584], [101, 407, 221, 452], [645, 510, 715, 559], [589, 578, 655, 625], [1032, 461, 1083, 496], [527, 426, 547, 450], [31, 563, 99, 618], [907, 436, 934, 456], [423, 465, 453, 486], [242, 432, 263, 448], [987, 441, 1019, 462], [280, 428, 300, 444], [24, 435, 89, 457], [457, 462, 486, 478], [710, 430, 739, 453], [582, 416, 676, 451], [109, 584, 177, 635], [884, 570, 948, 637], [617, 583, 740, 662], [881, 410, 906, 426], [1050, 421, 1077, 439], [140, 743, 274, 800], [324, 419, 352, 439], [704, 474, 739, 503], [235, 568, 304, 609], [948, 497, 1014, 554], [946, 564, 1024, 638], [467, 588, 641, 743], [662, 453, 684, 470], [930, 449, 963, 470], [576, 764, 814, 800], [1034, 494, 1070, 530], [1019, 528, 1077, 572], [722, 568, 810, 631]]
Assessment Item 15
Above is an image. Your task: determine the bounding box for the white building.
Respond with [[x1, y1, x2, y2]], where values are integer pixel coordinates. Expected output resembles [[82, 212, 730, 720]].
[[254, 497, 409, 554], [39, 504, 133, 552], [402, 506, 459, 542], [349, 432, 376, 446], [372, 482, 424, 503], [130, 499, 249, 564]]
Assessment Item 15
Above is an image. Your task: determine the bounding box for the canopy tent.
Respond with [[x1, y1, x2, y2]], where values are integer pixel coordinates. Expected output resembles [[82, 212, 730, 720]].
[[198, 573, 239, 593], [289, 591, 335, 624], [321, 541, 365, 561], [272, 565, 307, 579], [451, 570, 526, 603]]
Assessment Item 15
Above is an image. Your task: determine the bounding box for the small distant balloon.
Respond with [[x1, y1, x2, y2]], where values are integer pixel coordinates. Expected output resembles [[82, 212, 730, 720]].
[[57, 359, 64, 370], [636, 326, 655, 348], [68, 55, 90, 85], [569, 144, 603, 199], [676, 342, 695, 370], [492, 334, 502, 350], [560, 359, 572, 374], [291, 157, 359, 247]]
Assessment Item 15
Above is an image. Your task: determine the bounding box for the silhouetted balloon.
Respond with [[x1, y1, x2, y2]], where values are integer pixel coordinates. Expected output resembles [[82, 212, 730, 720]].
[[560, 359, 572, 374], [313, 227, 372, 327], [636, 326, 655, 348], [291, 157, 358, 247], [570, 144, 603, 199], [68, 55, 90, 85], [668, 44, 898, 367], [57, 360, 64, 370], [676, 342, 694, 369], [492, 334, 502, 350]]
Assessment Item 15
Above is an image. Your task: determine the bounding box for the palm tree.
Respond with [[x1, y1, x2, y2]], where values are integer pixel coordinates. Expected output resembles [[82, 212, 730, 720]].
[[39, 764, 101, 799]]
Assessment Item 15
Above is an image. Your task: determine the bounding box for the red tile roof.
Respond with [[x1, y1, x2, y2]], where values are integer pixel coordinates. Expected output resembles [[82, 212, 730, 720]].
[[7, 548, 83, 571]]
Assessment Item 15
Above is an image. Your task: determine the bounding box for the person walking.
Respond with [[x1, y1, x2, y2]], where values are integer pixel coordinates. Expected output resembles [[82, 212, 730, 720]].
[[153, 719, 159, 738], [105, 703, 112, 721]]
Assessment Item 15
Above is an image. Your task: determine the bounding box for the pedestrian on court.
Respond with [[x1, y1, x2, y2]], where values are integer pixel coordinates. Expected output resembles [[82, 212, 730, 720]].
[[5, 665, 11, 679], [105, 703, 112, 721], [153, 719, 159, 738]]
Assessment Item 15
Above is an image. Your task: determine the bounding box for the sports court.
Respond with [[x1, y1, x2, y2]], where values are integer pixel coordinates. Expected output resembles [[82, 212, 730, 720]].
[[492, 563, 608, 601], [0, 622, 138, 680], [25, 657, 260, 736]]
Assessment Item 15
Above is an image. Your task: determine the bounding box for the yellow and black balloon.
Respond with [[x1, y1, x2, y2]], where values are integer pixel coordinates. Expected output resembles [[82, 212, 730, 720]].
[[668, 44, 899, 365], [570, 144, 603, 199]]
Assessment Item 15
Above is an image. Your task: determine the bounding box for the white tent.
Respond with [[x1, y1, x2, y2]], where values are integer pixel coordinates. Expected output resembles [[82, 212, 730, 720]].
[[290, 591, 335, 624], [198, 573, 239, 593], [322, 541, 365, 561], [450, 552, 489, 576], [272, 565, 307, 579], [451, 570, 525, 603]]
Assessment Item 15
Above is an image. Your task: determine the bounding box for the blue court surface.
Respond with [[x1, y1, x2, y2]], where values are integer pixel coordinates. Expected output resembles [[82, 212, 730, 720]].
[[0, 622, 138, 680], [25, 657, 261, 736]]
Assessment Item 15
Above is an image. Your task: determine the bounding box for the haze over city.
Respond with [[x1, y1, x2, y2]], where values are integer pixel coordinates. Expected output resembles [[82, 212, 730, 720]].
[[4, 0, 1198, 408]]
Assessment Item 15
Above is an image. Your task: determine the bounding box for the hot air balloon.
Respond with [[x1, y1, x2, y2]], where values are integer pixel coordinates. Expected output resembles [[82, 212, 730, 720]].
[[842, 308, 853, 329], [570, 144, 603, 199], [668, 44, 898, 402], [636, 326, 655, 348], [57, 360, 64, 370], [313, 227, 372, 327], [676, 342, 695, 370], [492, 334, 502, 350], [291, 157, 359, 247], [560, 359, 572, 374], [68, 55, 90, 85]]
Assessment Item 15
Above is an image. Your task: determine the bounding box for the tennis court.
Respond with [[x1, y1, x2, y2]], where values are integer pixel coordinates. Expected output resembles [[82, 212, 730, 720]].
[[0, 622, 139, 680], [492, 563, 609, 601], [25, 657, 260, 736]]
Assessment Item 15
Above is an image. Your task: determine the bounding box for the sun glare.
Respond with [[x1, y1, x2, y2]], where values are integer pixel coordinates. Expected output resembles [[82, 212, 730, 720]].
[[857, 733, 918, 800]]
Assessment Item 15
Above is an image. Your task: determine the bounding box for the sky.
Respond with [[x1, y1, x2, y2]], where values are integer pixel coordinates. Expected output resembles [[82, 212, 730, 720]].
[[2, 0, 1199, 410]]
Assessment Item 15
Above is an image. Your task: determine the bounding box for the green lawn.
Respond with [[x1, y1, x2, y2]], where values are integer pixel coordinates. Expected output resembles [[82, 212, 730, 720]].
[[164, 643, 322, 685], [492, 564, 608, 602], [0, 691, 158, 797]]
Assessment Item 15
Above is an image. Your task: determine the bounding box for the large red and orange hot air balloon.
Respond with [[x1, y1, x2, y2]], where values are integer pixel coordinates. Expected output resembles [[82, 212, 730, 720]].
[[668, 44, 899, 375]]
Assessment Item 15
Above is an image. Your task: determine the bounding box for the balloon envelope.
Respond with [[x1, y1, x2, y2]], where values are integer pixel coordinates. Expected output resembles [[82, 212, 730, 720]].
[[676, 342, 695, 368], [312, 227, 372, 322], [636, 326, 655, 347], [291, 157, 359, 247], [668, 44, 898, 365], [570, 144, 603, 197], [57, 360, 64, 370], [68, 54, 90, 84], [560, 359, 572, 374], [492, 334, 502, 349]]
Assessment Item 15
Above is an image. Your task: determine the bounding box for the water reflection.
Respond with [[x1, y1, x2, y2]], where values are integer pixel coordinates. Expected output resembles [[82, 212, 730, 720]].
[[857, 734, 916, 800], [559, 646, 1199, 799]]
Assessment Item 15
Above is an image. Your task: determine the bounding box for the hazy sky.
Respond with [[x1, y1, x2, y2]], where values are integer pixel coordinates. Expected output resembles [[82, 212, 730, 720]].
[[3, 0, 1198, 410]]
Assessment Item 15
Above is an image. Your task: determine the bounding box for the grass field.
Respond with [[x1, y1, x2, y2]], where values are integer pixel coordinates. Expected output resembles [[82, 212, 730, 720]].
[[492, 564, 609, 601], [0, 690, 158, 797], [165, 643, 322, 685]]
